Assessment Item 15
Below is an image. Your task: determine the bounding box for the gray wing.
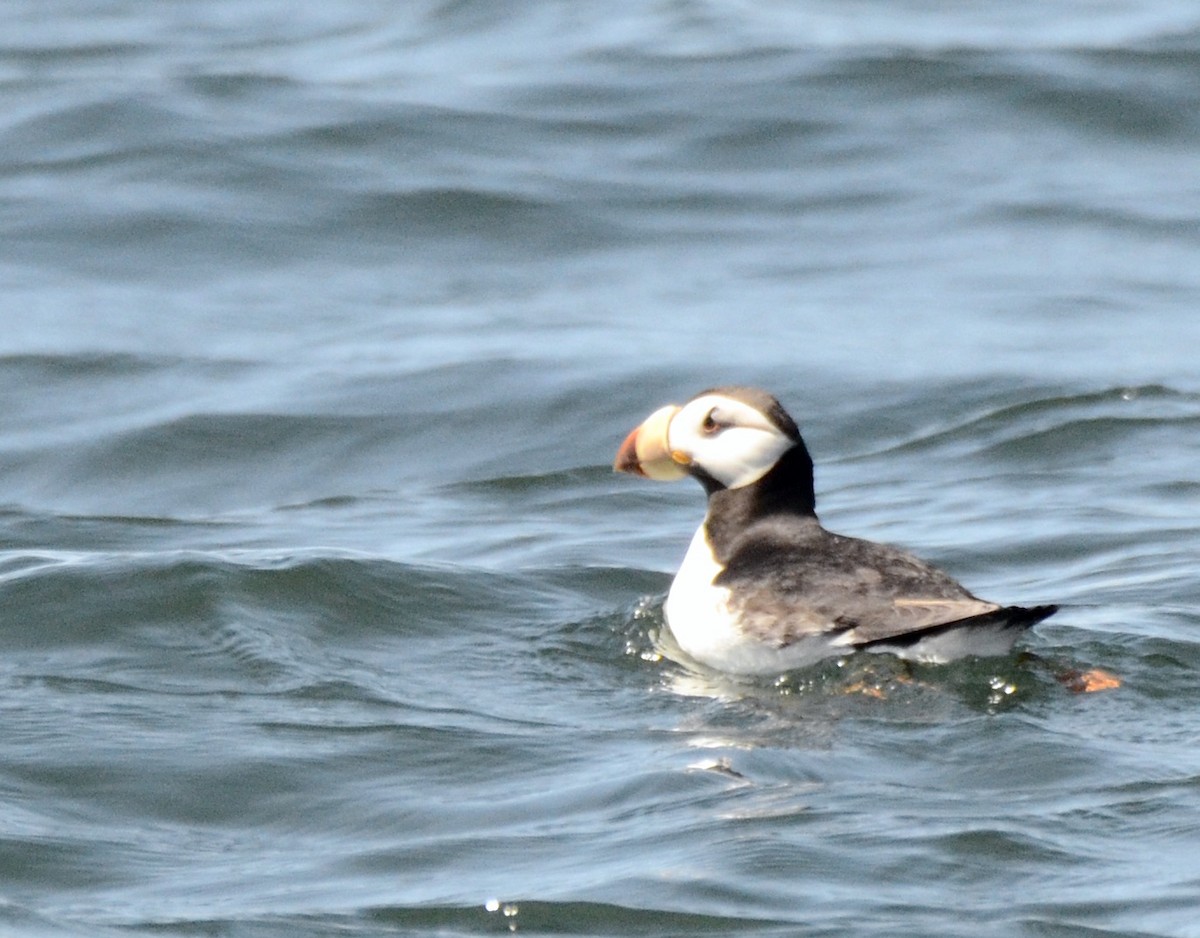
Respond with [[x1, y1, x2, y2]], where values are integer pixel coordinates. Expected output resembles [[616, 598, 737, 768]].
[[714, 523, 1002, 648]]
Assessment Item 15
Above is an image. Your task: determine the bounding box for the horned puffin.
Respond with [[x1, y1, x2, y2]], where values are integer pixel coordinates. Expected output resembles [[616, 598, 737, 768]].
[[614, 386, 1056, 675]]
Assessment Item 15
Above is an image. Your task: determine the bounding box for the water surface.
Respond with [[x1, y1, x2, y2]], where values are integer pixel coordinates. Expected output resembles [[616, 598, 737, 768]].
[[2, 2, 1200, 936]]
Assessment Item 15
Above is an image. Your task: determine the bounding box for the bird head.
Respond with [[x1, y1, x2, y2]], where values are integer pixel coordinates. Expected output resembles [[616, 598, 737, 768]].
[[614, 387, 802, 492]]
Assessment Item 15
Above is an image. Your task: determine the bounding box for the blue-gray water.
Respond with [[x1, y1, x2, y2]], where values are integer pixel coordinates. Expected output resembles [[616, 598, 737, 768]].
[[3, 2, 1200, 936]]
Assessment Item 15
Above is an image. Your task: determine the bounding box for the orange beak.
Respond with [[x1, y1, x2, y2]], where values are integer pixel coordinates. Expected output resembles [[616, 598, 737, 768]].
[[613, 405, 689, 480]]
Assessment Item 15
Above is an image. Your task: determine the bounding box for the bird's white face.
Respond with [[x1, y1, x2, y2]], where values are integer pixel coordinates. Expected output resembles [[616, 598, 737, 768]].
[[668, 393, 795, 489], [614, 391, 796, 490]]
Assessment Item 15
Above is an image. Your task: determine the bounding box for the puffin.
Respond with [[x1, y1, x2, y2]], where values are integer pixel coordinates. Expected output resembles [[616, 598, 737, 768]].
[[613, 386, 1056, 675]]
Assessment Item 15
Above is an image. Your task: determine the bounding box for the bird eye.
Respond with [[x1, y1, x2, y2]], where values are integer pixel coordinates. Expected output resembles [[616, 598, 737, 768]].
[[701, 409, 720, 434]]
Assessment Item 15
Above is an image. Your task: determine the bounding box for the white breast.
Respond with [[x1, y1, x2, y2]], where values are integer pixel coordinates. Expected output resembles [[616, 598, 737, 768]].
[[663, 525, 732, 661], [663, 524, 843, 675]]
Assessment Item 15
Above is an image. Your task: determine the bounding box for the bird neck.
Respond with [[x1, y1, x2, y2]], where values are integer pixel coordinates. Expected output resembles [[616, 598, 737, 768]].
[[702, 443, 818, 561]]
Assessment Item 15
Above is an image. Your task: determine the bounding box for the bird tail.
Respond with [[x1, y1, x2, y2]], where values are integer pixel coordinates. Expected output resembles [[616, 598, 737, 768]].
[[1002, 603, 1058, 628], [857, 603, 1057, 660]]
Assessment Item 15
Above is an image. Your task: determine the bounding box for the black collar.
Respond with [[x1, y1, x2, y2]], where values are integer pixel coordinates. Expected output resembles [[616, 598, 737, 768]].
[[701, 442, 818, 562]]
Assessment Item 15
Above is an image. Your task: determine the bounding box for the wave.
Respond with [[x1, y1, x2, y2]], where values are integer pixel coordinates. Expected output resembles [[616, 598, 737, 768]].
[[838, 384, 1200, 461], [361, 898, 792, 934], [0, 548, 653, 684], [10, 24, 1200, 282]]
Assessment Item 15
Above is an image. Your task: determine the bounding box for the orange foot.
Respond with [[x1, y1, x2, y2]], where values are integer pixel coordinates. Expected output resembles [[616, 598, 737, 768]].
[[1057, 668, 1122, 693]]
